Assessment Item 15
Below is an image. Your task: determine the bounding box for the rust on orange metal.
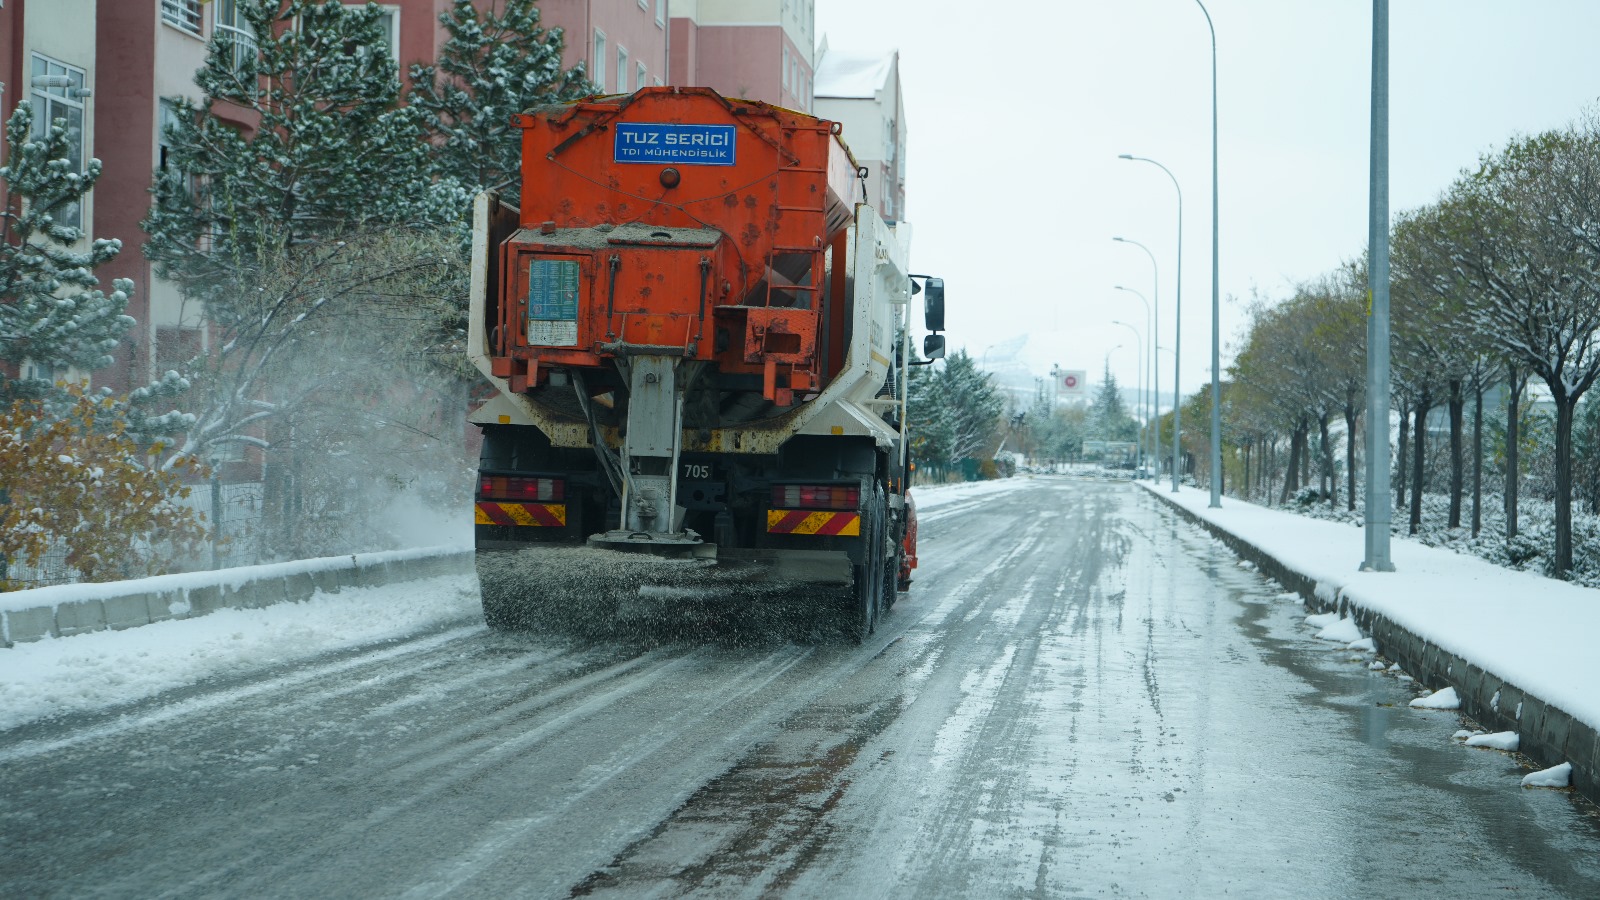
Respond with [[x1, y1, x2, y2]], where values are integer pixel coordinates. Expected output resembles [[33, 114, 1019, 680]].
[[491, 87, 863, 405]]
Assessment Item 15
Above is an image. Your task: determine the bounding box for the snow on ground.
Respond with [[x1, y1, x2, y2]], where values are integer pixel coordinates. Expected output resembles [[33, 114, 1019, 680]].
[[1523, 762, 1573, 788], [912, 476, 1037, 512], [1, 544, 466, 615], [0, 574, 478, 732], [1147, 484, 1600, 736], [1312, 615, 1364, 644], [1410, 686, 1462, 710], [1465, 731, 1521, 751]]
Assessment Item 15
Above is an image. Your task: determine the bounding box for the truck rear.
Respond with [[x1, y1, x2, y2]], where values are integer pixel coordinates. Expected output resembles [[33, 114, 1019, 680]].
[[468, 86, 945, 639]]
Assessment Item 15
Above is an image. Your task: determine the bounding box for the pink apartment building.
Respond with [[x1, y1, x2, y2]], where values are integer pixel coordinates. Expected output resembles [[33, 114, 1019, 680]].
[[2, 0, 824, 393], [669, 0, 816, 112]]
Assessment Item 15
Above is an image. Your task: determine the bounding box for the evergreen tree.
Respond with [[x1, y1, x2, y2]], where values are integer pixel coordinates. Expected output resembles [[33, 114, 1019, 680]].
[[139, 1, 473, 559], [908, 350, 1004, 479], [144, 0, 460, 300], [1089, 365, 1136, 441], [408, 0, 593, 198], [0, 103, 134, 402]]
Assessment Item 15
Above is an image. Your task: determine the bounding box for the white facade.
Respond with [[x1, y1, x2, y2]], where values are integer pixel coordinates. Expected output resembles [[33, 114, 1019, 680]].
[[813, 45, 905, 222]]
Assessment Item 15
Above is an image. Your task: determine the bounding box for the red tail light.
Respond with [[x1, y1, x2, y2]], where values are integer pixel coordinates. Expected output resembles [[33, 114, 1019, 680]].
[[480, 475, 565, 502], [771, 484, 859, 510]]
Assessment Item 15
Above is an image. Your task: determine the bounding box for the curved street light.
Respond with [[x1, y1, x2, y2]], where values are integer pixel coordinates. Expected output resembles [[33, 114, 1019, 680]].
[[1111, 319, 1145, 477], [1114, 285, 1156, 482], [1118, 154, 1183, 492], [1114, 237, 1160, 481]]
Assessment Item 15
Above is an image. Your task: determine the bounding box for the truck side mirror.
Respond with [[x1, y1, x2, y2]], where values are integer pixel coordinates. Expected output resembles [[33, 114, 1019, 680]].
[[923, 277, 945, 332], [923, 334, 946, 360]]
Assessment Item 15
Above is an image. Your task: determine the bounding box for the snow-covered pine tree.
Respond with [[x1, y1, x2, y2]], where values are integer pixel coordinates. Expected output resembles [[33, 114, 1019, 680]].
[[1089, 366, 1135, 442], [408, 0, 594, 200], [0, 103, 135, 403], [144, 0, 454, 302]]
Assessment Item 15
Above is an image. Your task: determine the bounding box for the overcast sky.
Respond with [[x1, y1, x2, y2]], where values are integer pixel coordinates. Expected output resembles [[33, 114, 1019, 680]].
[[815, 0, 1600, 403]]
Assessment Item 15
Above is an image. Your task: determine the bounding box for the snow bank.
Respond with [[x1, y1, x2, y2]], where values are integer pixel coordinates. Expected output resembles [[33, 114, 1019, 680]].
[[0, 574, 479, 732]]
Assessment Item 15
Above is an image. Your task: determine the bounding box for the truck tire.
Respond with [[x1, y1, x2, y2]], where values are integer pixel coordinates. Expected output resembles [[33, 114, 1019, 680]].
[[849, 560, 878, 643]]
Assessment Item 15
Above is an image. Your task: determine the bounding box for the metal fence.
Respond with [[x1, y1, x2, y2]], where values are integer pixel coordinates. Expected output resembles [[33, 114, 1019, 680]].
[[3, 481, 269, 591]]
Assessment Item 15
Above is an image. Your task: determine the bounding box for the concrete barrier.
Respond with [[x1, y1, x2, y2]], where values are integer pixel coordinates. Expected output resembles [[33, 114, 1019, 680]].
[[1, 547, 473, 648], [1139, 485, 1600, 807]]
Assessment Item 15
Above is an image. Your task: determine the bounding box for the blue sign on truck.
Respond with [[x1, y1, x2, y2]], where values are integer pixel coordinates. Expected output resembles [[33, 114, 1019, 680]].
[[613, 122, 736, 166]]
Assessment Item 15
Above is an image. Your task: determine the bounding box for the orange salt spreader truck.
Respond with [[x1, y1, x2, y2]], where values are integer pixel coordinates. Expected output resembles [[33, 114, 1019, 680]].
[[467, 86, 946, 639]]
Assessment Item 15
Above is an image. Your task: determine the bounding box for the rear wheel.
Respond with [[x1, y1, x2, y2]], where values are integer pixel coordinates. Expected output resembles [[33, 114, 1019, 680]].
[[881, 554, 898, 614], [848, 560, 878, 642], [845, 480, 890, 643]]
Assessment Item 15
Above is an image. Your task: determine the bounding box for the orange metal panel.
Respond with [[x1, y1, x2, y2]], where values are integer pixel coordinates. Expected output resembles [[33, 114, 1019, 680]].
[[491, 87, 862, 395]]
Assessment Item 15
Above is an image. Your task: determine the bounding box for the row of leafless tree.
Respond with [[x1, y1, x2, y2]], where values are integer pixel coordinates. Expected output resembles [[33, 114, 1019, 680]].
[[1211, 114, 1600, 580]]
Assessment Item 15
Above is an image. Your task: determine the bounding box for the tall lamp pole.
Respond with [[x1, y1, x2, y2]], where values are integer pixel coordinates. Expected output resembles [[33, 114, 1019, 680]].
[[1113, 238, 1160, 480], [1118, 154, 1183, 492], [1362, 0, 1396, 571], [1113, 285, 1154, 480], [1193, 0, 1223, 508], [1112, 319, 1145, 477]]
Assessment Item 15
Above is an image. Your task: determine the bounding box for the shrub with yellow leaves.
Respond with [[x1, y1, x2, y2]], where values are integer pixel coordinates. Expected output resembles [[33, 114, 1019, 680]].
[[0, 384, 208, 588]]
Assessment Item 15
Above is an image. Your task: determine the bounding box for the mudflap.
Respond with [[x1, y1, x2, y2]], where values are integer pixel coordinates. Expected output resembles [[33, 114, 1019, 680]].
[[475, 545, 855, 642]]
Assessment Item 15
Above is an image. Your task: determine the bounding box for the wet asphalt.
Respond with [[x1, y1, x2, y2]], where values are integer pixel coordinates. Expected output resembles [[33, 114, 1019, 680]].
[[3, 477, 1599, 898]]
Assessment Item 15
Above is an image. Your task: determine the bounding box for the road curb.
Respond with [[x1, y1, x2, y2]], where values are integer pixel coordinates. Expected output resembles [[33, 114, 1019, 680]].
[[1138, 483, 1599, 806], [1, 548, 474, 648]]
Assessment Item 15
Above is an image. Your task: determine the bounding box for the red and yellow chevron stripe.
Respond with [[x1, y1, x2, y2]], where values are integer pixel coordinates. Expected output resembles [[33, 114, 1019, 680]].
[[475, 501, 567, 527], [766, 509, 860, 536]]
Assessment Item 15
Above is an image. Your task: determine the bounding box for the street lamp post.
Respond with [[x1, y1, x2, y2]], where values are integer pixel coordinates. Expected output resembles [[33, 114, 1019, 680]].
[[1114, 238, 1160, 482], [1118, 154, 1183, 492], [1362, 0, 1396, 571], [1113, 285, 1155, 481], [1112, 320, 1145, 477], [1193, 0, 1223, 508]]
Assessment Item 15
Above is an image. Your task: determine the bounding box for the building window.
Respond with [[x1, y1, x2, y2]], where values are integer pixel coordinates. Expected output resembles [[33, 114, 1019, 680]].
[[637, 62, 648, 93], [638, 0, 648, 9], [655, 0, 666, 27], [617, 45, 629, 92], [593, 30, 607, 91], [161, 0, 202, 35], [158, 98, 182, 174], [29, 55, 87, 230], [782, 47, 790, 91], [214, 0, 259, 76], [21, 359, 67, 386], [347, 4, 401, 66]]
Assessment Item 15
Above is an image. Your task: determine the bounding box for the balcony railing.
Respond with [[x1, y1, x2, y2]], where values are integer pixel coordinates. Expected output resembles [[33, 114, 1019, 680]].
[[161, 0, 202, 35], [213, 22, 260, 79]]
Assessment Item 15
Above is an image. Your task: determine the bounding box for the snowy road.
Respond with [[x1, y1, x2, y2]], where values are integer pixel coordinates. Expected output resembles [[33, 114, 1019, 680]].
[[5, 478, 1600, 897]]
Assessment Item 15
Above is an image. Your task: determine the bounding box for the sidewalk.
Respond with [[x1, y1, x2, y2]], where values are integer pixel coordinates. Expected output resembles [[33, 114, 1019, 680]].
[[1139, 481, 1600, 802]]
